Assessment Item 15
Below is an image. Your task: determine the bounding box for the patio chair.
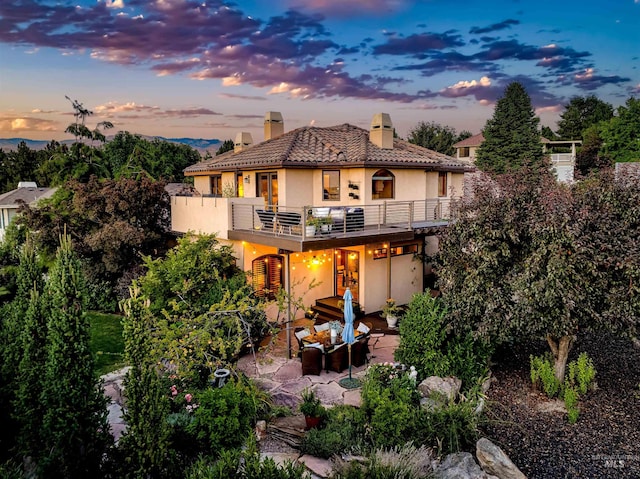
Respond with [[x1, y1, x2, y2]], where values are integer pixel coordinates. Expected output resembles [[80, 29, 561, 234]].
[[325, 342, 347, 373], [256, 209, 275, 231], [314, 322, 330, 333], [351, 336, 370, 367], [301, 345, 324, 376], [294, 327, 311, 358], [356, 321, 372, 337], [275, 211, 302, 235]]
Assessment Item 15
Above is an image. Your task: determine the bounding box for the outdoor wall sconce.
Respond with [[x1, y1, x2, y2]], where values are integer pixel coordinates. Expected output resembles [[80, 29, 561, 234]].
[[244, 175, 251, 183], [348, 181, 359, 190], [349, 192, 359, 199]]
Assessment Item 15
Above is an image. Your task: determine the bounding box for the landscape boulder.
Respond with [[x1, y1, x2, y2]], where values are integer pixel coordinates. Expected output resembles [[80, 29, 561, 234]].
[[418, 376, 462, 403], [476, 437, 526, 479], [433, 452, 498, 479]]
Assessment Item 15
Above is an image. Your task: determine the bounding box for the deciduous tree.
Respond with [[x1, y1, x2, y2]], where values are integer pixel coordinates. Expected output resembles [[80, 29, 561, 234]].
[[475, 82, 545, 175], [438, 167, 639, 382], [599, 97, 640, 163], [407, 122, 463, 156]]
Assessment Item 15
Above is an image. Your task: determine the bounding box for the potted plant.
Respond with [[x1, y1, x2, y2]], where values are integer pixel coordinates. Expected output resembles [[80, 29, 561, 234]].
[[382, 298, 401, 328], [305, 217, 320, 237], [319, 215, 333, 233], [328, 320, 343, 344], [299, 388, 325, 430]]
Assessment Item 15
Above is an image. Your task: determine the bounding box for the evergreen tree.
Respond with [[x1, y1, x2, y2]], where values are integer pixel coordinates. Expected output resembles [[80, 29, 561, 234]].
[[0, 239, 43, 460], [118, 287, 171, 478], [216, 139, 234, 155], [39, 235, 111, 478], [556, 95, 614, 140], [14, 287, 47, 466], [475, 82, 545, 175]]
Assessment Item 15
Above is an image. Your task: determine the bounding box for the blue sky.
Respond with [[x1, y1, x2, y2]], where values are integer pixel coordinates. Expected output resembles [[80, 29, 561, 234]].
[[1, 0, 638, 142]]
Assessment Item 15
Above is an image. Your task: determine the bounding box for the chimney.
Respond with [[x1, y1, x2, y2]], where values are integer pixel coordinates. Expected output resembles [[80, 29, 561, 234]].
[[264, 111, 284, 140], [234, 132, 253, 153], [370, 113, 393, 150]]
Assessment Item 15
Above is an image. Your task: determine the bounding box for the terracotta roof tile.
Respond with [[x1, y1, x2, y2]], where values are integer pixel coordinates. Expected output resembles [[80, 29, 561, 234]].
[[453, 133, 484, 148], [185, 123, 472, 174]]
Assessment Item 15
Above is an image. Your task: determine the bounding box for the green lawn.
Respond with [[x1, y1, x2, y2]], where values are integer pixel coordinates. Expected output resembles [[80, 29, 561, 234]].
[[88, 311, 126, 375]]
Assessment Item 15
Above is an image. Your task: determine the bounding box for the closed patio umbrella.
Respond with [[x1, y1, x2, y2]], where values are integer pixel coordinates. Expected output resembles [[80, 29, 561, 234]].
[[339, 287, 360, 389]]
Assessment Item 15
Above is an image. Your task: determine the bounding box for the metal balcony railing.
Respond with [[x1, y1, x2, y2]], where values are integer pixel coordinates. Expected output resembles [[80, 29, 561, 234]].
[[230, 199, 455, 240]]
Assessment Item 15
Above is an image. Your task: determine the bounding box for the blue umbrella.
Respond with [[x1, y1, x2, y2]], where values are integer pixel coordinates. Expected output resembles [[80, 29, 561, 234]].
[[341, 287, 357, 383]]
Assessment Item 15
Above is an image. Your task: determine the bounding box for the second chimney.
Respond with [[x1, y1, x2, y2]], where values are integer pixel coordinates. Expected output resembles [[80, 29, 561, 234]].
[[370, 113, 393, 150], [264, 111, 284, 141], [234, 132, 253, 153]]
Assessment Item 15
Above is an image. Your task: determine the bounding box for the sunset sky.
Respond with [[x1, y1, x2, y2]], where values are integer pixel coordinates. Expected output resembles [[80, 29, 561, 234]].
[[1, 0, 638, 143]]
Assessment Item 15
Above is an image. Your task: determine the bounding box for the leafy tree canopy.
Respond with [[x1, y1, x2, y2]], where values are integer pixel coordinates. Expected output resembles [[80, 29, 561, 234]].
[[16, 176, 172, 306], [556, 95, 614, 140], [475, 82, 545, 175], [406, 122, 471, 156], [438, 167, 640, 381], [599, 97, 640, 163], [136, 233, 270, 383]]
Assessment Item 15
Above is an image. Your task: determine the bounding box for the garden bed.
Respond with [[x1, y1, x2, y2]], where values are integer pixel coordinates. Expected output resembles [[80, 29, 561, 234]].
[[482, 332, 640, 478]]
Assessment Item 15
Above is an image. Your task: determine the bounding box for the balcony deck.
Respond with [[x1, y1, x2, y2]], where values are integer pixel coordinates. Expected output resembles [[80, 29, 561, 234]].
[[227, 200, 455, 251]]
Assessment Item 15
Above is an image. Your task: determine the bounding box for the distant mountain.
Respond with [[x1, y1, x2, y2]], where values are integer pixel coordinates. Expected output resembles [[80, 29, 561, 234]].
[[0, 135, 222, 155]]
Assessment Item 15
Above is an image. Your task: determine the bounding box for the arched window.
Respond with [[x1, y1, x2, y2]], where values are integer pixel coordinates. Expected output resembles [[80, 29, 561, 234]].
[[372, 169, 394, 199], [252, 255, 283, 299]]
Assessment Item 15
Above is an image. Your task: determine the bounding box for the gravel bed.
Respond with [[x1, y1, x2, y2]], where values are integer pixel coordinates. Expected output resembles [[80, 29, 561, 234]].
[[482, 332, 640, 478]]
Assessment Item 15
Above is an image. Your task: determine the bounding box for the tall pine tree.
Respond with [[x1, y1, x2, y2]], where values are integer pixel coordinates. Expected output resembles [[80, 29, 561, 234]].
[[0, 238, 43, 462], [39, 235, 111, 478], [118, 286, 171, 478], [476, 82, 545, 175]]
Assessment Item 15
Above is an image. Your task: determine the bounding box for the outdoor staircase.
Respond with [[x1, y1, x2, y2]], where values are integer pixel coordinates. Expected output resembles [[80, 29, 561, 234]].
[[308, 297, 344, 324]]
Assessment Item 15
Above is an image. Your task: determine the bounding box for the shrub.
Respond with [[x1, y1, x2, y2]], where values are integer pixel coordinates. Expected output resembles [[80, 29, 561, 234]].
[[417, 398, 480, 455], [299, 388, 326, 418], [186, 441, 310, 479], [300, 405, 364, 459], [564, 386, 580, 424], [530, 353, 561, 398], [331, 444, 434, 479], [531, 352, 597, 424], [186, 379, 258, 456], [360, 363, 420, 449], [395, 294, 490, 390]]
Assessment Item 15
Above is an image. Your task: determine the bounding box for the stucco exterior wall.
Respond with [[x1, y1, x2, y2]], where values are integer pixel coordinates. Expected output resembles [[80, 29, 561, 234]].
[[171, 196, 263, 238]]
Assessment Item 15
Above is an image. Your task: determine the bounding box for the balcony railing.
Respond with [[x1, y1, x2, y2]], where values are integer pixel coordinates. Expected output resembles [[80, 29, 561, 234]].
[[230, 199, 455, 240]]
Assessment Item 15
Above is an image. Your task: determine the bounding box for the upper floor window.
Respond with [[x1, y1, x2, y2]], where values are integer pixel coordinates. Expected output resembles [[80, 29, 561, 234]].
[[438, 172, 447, 197], [323, 170, 340, 201], [372, 169, 394, 200], [210, 175, 222, 197], [459, 147, 470, 157], [252, 254, 283, 300]]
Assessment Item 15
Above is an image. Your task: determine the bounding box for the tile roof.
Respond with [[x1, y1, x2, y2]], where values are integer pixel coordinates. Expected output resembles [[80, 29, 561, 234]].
[[453, 133, 484, 148], [0, 186, 56, 208], [184, 123, 472, 175]]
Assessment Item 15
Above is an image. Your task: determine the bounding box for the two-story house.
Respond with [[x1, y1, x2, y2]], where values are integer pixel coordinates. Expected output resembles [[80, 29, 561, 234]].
[[172, 112, 472, 321]]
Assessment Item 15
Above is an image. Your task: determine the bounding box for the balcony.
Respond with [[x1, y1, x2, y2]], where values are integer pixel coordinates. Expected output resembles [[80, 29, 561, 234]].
[[171, 195, 455, 251], [228, 200, 455, 251]]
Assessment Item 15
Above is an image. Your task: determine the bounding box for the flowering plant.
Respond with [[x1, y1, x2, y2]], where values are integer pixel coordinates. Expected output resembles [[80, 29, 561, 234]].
[[328, 320, 343, 334], [382, 298, 401, 318]]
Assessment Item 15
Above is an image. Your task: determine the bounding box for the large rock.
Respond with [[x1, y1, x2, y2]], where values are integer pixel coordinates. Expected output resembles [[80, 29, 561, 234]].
[[433, 452, 497, 479], [418, 376, 462, 402], [476, 437, 526, 479]]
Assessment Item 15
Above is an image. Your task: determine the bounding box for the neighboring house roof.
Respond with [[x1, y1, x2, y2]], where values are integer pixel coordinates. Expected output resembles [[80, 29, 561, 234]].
[[184, 123, 471, 174], [164, 182, 196, 196], [453, 133, 551, 149], [0, 185, 56, 209], [453, 133, 485, 149]]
